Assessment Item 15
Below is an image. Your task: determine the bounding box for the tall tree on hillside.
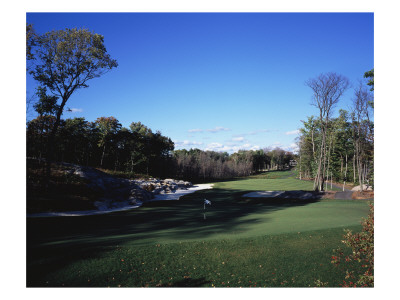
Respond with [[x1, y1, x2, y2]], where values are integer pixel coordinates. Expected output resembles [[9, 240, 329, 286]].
[[352, 84, 374, 191], [27, 116, 57, 160], [129, 122, 153, 175], [113, 127, 135, 172], [26, 24, 37, 70], [333, 110, 354, 188], [27, 25, 118, 180], [363, 68, 374, 109], [147, 131, 174, 177], [59, 117, 92, 165], [34, 87, 59, 160], [298, 116, 321, 179], [95, 117, 122, 167], [306, 72, 350, 191], [33, 86, 60, 117], [364, 68, 374, 92]]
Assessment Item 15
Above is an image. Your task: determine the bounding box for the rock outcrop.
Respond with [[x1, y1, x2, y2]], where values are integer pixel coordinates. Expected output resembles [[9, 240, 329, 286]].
[[59, 162, 193, 211], [351, 184, 373, 191]]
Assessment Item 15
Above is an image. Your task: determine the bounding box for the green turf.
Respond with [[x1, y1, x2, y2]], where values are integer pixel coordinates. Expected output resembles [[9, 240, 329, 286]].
[[248, 169, 298, 179], [228, 170, 341, 191], [27, 226, 363, 287], [27, 170, 371, 287], [214, 178, 315, 191]]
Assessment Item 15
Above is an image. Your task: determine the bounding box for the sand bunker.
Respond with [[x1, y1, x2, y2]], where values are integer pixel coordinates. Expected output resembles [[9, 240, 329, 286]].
[[150, 184, 213, 201], [27, 184, 214, 217]]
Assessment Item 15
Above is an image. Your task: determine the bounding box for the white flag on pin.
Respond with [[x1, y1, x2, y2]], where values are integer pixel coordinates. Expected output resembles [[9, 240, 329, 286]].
[[204, 199, 211, 205]]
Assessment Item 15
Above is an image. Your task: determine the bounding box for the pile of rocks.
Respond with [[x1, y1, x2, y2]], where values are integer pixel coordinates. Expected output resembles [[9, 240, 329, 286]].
[[61, 162, 193, 211], [351, 184, 373, 191], [135, 178, 193, 195]]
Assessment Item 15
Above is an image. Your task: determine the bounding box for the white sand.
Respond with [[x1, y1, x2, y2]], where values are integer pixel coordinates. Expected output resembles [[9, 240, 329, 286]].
[[26, 204, 143, 218], [151, 183, 214, 201], [27, 183, 213, 218]]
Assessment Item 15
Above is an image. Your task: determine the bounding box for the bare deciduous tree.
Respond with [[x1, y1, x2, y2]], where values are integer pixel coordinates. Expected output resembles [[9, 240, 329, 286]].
[[306, 72, 350, 191]]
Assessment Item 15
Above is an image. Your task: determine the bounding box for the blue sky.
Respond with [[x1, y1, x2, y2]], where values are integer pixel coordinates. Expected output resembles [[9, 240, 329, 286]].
[[26, 13, 374, 153]]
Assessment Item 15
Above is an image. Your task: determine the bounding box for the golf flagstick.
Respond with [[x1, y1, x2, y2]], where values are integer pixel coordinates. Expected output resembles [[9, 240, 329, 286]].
[[203, 199, 211, 220]]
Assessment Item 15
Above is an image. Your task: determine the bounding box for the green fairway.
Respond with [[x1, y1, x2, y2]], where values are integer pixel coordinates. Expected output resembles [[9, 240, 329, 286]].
[[214, 177, 315, 191], [27, 171, 371, 287]]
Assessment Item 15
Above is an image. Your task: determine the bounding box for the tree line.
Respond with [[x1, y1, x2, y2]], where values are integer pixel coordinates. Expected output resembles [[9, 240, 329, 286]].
[[27, 114, 175, 178], [26, 108, 295, 182], [174, 148, 294, 182], [297, 70, 374, 191]]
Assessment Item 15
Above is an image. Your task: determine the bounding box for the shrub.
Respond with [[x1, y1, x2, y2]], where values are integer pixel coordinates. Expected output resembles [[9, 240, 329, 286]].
[[331, 202, 374, 287]]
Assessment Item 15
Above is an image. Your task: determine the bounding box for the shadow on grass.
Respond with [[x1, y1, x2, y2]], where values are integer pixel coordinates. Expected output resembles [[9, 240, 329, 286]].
[[160, 277, 211, 287], [27, 187, 323, 286]]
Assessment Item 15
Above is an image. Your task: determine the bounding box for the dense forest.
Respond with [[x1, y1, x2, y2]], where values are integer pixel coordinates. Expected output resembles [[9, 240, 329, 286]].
[[297, 70, 374, 191]]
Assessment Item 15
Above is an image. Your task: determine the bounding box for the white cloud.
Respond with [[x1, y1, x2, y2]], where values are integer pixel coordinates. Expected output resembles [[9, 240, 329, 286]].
[[272, 142, 283, 147], [188, 127, 231, 134], [286, 143, 299, 153], [205, 142, 235, 152], [265, 143, 299, 153], [68, 108, 83, 113], [174, 140, 203, 148], [188, 128, 203, 133], [256, 129, 272, 134], [205, 142, 223, 149], [285, 129, 300, 135], [207, 126, 231, 133], [239, 144, 260, 151], [205, 142, 260, 153], [232, 137, 245, 142]]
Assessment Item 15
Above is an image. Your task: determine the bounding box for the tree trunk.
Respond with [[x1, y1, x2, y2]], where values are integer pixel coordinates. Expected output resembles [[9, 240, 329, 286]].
[[315, 127, 326, 191], [45, 97, 68, 187], [100, 144, 106, 167], [344, 153, 348, 191], [358, 158, 363, 192], [326, 136, 332, 191], [299, 150, 302, 180], [340, 155, 343, 177], [130, 154, 134, 173]]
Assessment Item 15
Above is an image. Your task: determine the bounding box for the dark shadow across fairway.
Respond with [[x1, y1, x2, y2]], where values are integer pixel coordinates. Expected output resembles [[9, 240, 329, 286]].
[[27, 186, 324, 286]]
